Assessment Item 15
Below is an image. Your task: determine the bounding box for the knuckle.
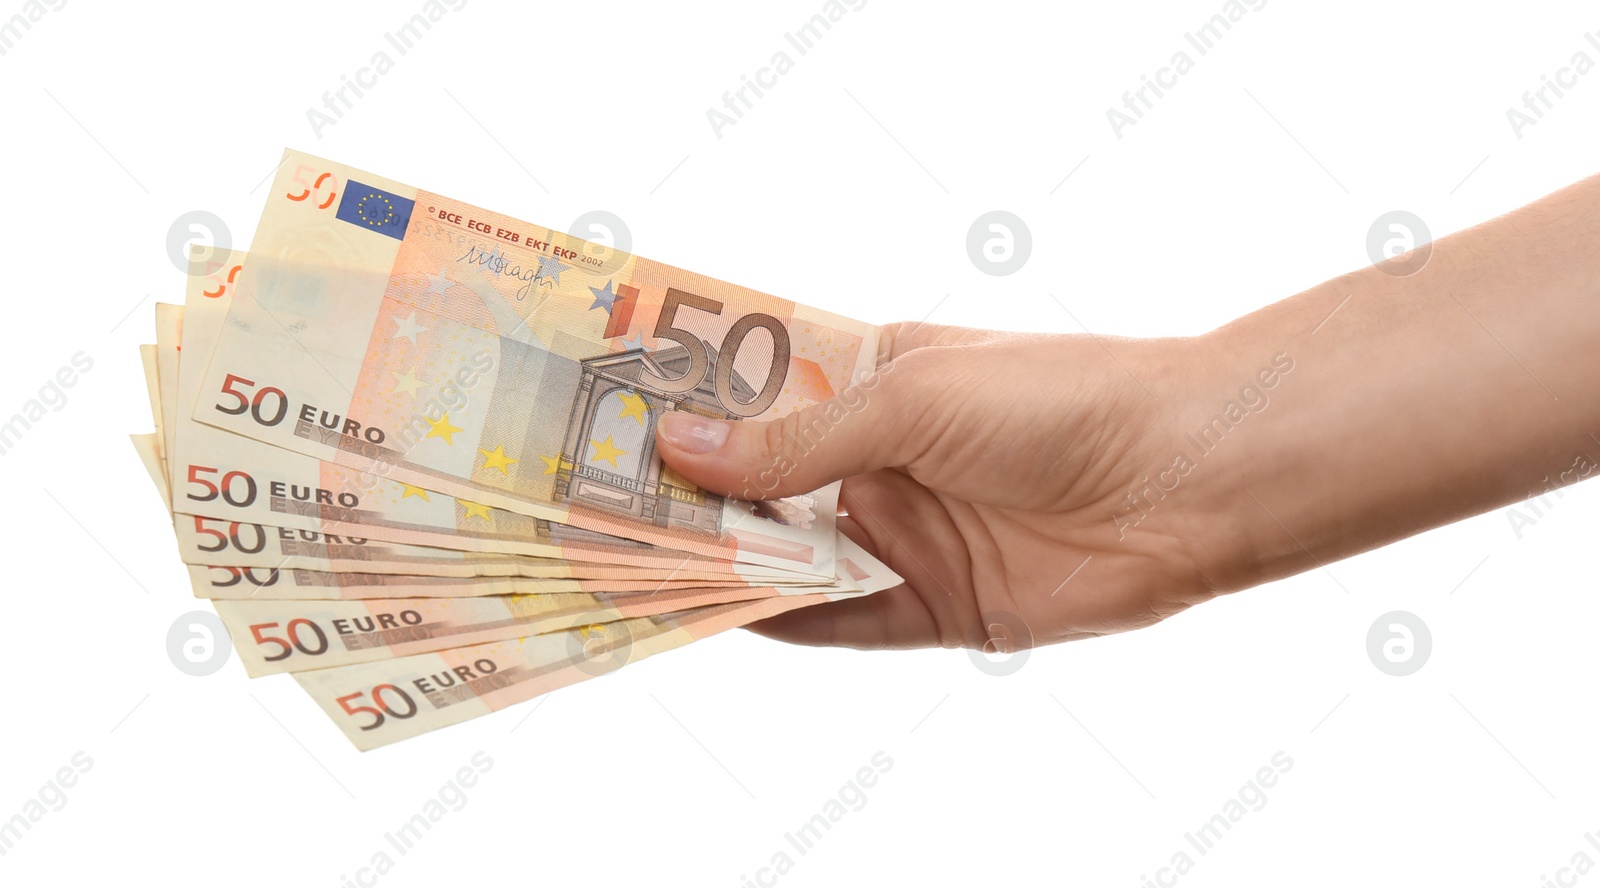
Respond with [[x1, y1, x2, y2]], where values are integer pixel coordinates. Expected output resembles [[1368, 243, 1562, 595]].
[[759, 410, 808, 475]]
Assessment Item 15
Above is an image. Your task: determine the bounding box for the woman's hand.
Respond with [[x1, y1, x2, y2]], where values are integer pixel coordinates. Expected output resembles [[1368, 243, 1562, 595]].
[[654, 321, 1243, 650], [655, 172, 1600, 653]]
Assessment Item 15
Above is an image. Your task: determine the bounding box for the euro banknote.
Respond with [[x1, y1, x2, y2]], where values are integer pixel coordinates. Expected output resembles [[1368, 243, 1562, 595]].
[[134, 425, 808, 585], [154, 302, 181, 476], [139, 344, 166, 478], [221, 584, 843, 676], [295, 594, 837, 751], [189, 529, 894, 606], [135, 418, 897, 594], [131, 433, 170, 513], [168, 496, 805, 580], [195, 150, 881, 576], [167, 254, 805, 580], [188, 563, 761, 601], [142, 320, 806, 586]]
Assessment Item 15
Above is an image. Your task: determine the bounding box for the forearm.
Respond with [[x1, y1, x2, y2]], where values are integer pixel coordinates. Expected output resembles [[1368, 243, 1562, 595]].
[[1185, 174, 1600, 592]]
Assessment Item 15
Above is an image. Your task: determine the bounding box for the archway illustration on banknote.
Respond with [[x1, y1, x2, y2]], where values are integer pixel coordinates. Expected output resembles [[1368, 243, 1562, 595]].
[[553, 342, 748, 536]]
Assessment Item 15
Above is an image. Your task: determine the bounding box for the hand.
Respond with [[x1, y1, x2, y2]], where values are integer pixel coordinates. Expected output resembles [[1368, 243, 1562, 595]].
[[665, 172, 1600, 652], [654, 321, 1234, 651]]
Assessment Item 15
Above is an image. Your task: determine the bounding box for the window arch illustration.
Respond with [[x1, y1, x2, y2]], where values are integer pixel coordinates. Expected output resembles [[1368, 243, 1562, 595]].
[[584, 386, 652, 483]]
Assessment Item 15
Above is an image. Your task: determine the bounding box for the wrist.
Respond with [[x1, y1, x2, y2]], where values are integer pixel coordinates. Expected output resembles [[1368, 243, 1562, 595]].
[[1119, 326, 1310, 595]]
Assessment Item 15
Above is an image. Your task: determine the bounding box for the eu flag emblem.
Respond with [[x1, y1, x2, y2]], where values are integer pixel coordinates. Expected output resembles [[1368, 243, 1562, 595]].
[[335, 181, 415, 240]]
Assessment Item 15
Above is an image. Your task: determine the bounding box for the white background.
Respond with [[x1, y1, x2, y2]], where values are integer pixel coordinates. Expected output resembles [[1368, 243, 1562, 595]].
[[3, 1, 1598, 884]]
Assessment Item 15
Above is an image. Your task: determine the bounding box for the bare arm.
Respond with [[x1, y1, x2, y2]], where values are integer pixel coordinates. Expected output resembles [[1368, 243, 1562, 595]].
[[1190, 173, 1600, 594]]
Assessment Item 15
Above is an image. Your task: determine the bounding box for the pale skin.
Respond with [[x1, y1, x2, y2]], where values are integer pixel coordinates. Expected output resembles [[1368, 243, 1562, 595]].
[[655, 173, 1600, 651]]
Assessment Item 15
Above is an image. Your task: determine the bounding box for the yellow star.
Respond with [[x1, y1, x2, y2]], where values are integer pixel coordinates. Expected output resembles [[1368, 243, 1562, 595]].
[[399, 483, 430, 501], [426, 412, 463, 445], [391, 366, 425, 397], [540, 454, 563, 475], [458, 499, 493, 521], [588, 435, 626, 468], [478, 445, 518, 474], [616, 390, 649, 425]]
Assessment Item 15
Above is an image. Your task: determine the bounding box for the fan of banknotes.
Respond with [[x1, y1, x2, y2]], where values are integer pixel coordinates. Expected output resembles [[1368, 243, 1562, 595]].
[[130, 150, 899, 750]]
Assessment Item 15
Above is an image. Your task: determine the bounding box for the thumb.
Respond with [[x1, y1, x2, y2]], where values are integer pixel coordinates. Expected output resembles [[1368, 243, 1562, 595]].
[[654, 365, 915, 499]]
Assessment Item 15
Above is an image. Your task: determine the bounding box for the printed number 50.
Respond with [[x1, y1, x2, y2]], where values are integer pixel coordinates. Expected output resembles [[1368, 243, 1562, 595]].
[[336, 685, 418, 731], [644, 288, 790, 417], [285, 164, 338, 210], [215, 374, 289, 427]]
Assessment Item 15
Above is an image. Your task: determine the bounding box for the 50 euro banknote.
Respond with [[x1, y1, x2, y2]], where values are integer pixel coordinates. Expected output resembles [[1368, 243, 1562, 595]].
[[220, 529, 899, 676], [194, 150, 882, 577], [187, 562, 759, 600], [222, 588, 805, 677], [132, 431, 895, 595], [141, 304, 806, 587], [295, 594, 845, 751], [163, 259, 801, 580], [140, 431, 796, 584], [136, 433, 788, 591]]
